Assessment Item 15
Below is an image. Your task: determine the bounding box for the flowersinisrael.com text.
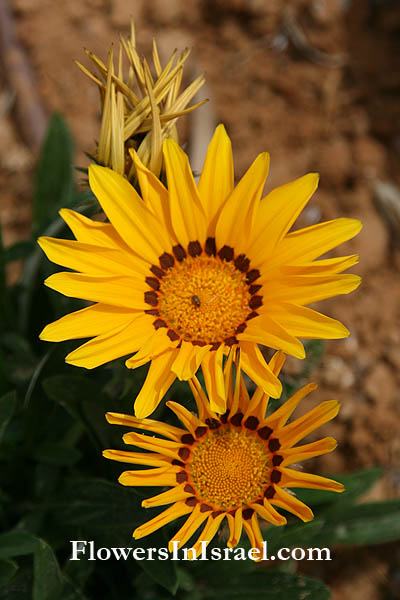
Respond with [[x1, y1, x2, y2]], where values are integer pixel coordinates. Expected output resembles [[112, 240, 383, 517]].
[[70, 541, 331, 562]]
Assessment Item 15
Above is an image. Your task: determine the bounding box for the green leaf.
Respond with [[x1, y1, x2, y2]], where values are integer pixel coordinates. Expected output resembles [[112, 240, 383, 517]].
[[42, 374, 112, 448], [33, 113, 74, 237], [0, 391, 17, 444], [197, 570, 330, 600], [312, 500, 400, 547], [0, 559, 18, 585], [0, 530, 39, 559], [34, 443, 82, 467], [33, 539, 64, 600], [4, 240, 36, 264]]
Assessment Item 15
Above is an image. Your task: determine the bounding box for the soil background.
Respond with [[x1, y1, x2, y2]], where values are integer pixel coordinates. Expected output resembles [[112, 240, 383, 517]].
[[0, 0, 400, 598]]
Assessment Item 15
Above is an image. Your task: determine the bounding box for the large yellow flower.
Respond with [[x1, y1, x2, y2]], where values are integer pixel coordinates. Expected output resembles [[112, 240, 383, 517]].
[[104, 352, 343, 558], [39, 125, 361, 417]]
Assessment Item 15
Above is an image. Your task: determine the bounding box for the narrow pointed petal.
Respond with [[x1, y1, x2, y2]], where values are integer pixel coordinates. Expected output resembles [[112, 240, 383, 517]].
[[65, 316, 153, 369], [133, 350, 179, 419], [102, 449, 169, 467], [192, 513, 226, 556], [59, 208, 127, 250], [133, 502, 192, 539], [163, 138, 206, 245], [279, 400, 340, 447], [215, 152, 269, 252], [264, 273, 361, 305], [240, 314, 306, 359], [282, 437, 337, 466], [142, 485, 191, 508], [227, 508, 243, 548], [122, 431, 181, 459], [201, 346, 226, 413], [271, 486, 314, 521], [168, 504, 208, 550], [248, 173, 319, 266], [198, 124, 234, 232], [44, 272, 147, 309], [253, 500, 287, 526], [105, 411, 185, 441], [243, 513, 264, 556], [166, 401, 202, 433], [267, 303, 350, 339], [264, 383, 317, 430], [119, 466, 179, 488], [171, 340, 210, 380], [89, 164, 171, 262], [280, 469, 345, 492], [39, 304, 136, 342], [240, 342, 282, 399]]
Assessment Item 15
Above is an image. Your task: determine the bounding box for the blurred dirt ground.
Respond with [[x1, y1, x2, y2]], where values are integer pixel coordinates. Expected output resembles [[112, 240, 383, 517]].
[[1, 0, 400, 597]]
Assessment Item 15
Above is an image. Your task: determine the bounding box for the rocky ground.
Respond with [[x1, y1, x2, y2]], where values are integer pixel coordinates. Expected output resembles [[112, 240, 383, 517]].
[[1, 0, 400, 597]]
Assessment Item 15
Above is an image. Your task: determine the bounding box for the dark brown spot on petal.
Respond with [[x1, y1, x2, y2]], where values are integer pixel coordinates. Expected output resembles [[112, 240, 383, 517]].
[[272, 455, 283, 467], [181, 433, 195, 445], [249, 284, 262, 295], [171, 459, 184, 467], [245, 311, 258, 321], [255, 499, 264, 505], [210, 342, 221, 351], [205, 418, 221, 430], [242, 508, 254, 520], [244, 416, 259, 430], [268, 438, 281, 452], [167, 329, 180, 341], [195, 426, 208, 438], [178, 447, 190, 461], [218, 245, 234, 262], [205, 237, 216, 256], [144, 291, 158, 306], [188, 241, 202, 257], [159, 252, 175, 270], [151, 265, 164, 279], [192, 340, 207, 346], [220, 410, 230, 424], [230, 412, 244, 427], [153, 318, 167, 329], [224, 336, 238, 346], [264, 485, 275, 499], [176, 471, 188, 483], [246, 269, 260, 284], [200, 503, 213, 512], [145, 276, 160, 291], [184, 484, 196, 494], [145, 308, 160, 316], [173, 244, 186, 262], [236, 323, 247, 334], [270, 470, 282, 484], [249, 295, 263, 309], [212, 510, 223, 517], [258, 426, 273, 440], [234, 254, 250, 272], [185, 497, 198, 507]]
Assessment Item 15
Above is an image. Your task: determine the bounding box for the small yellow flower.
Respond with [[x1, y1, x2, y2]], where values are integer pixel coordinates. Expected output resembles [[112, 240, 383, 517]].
[[39, 125, 361, 418], [104, 352, 344, 558], [76, 21, 206, 179]]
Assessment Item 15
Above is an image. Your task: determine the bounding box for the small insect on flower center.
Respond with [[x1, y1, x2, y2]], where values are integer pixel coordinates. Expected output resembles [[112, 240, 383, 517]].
[[158, 255, 251, 344], [187, 427, 270, 510]]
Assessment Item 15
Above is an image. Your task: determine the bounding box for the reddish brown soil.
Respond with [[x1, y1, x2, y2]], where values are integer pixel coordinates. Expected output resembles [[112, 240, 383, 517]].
[[1, 1, 400, 597]]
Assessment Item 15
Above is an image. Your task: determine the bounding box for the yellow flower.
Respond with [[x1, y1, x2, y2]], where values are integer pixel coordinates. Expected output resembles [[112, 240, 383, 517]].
[[39, 125, 361, 417], [103, 352, 344, 558]]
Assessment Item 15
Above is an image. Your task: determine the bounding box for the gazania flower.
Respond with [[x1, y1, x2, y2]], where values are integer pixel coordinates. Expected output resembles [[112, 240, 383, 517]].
[[103, 352, 344, 558], [39, 125, 361, 417]]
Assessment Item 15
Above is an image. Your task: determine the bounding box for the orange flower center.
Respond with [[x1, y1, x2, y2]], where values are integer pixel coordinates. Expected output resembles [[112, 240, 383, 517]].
[[158, 256, 251, 344], [187, 426, 270, 510]]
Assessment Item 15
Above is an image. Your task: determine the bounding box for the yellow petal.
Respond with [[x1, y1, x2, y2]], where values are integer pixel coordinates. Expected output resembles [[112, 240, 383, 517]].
[[142, 485, 191, 508], [120, 466, 179, 489], [122, 431, 181, 459], [133, 502, 192, 539], [240, 342, 282, 399], [172, 341, 211, 381], [279, 400, 340, 447], [39, 304, 135, 342], [248, 173, 319, 266], [264, 273, 361, 305], [239, 314, 306, 359], [105, 411, 185, 441], [227, 507, 243, 548], [60, 208, 126, 250], [280, 469, 345, 493], [89, 164, 171, 262], [264, 383, 317, 431], [163, 138, 206, 246], [271, 486, 314, 521], [275, 217, 363, 266], [253, 500, 286, 526], [168, 504, 208, 550], [215, 152, 269, 253], [201, 345, 226, 413], [44, 272, 147, 309], [133, 350, 179, 419], [198, 124, 234, 232], [102, 449, 169, 467], [65, 315, 152, 369], [191, 513, 226, 556], [267, 303, 350, 339], [282, 437, 337, 466]]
